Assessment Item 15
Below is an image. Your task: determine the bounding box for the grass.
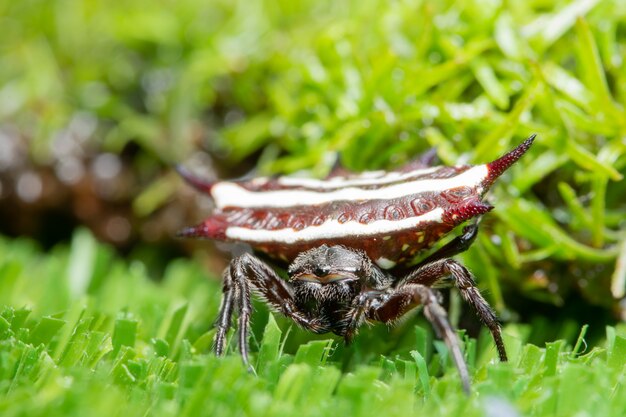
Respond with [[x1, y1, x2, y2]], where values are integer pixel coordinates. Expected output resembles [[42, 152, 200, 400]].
[[1, 230, 626, 417], [1, 0, 626, 415], [2, 0, 624, 305]]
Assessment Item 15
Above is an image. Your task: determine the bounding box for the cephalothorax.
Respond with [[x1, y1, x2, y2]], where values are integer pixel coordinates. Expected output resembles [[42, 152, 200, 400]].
[[179, 135, 535, 393]]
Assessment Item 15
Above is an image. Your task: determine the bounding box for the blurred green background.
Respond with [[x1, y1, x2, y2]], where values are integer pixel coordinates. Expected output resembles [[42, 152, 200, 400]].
[[0, 0, 625, 414], [2, 0, 624, 328], [0, 0, 626, 417]]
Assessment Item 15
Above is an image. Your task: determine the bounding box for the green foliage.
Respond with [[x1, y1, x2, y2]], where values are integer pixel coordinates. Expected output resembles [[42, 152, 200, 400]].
[[1, 231, 626, 417], [2, 0, 624, 311], [2, 0, 626, 415]]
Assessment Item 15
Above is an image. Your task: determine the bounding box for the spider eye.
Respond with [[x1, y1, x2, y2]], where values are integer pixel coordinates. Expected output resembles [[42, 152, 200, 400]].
[[314, 266, 330, 276], [293, 272, 357, 284], [293, 273, 320, 282]]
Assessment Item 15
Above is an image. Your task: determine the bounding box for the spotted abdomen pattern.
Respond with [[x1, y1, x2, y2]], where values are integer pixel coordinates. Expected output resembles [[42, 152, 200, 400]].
[[179, 136, 535, 268]]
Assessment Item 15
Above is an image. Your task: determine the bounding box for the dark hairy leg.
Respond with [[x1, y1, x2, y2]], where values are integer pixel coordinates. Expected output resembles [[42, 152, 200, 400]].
[[415, 223, 479, 268], [214, 253, 329, 367], [366, 284, 471, 394], [390, 223, 479, 277], [342, 291, 384, 344], [214, 266, 236, 357], [231, 260, 253, 366], [400, 258, 507, 362]]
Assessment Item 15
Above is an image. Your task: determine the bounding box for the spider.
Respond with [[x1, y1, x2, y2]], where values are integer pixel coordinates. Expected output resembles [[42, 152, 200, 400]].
[[178, 135, 535, 393]]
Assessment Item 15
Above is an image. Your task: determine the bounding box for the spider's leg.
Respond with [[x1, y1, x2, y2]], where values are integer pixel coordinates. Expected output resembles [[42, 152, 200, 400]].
[[414, 223, 479, 268], [216, 253, 329, 367], [400, 259, 507, 362], [342, 259, 395, 343], [367, 284, 471, 394], [216, 260, 254, 366], [231, 260, 253, 367], [214, 265, 236, 357], [342, 291, 384, 344]]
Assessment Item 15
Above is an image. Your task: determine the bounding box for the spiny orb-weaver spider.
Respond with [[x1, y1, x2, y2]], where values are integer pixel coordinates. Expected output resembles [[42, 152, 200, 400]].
[[178, 134, 535, 393]]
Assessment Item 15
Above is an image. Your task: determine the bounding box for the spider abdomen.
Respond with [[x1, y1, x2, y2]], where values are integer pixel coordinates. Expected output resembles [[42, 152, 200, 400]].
[[180, 136, 534, 269]]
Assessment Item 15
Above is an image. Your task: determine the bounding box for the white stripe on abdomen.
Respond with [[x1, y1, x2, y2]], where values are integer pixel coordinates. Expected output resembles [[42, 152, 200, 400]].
[[213, 165, 488, 209], [276, 167, 440, 189], [224, 208, 444, 244]]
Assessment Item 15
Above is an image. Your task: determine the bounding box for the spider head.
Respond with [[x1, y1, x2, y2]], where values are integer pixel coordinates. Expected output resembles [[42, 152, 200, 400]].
[[288, 245, 370, 284]]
